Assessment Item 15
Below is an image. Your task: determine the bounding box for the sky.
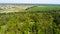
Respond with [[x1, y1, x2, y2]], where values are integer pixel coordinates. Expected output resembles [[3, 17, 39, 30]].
[[0, 0, 60, 4]]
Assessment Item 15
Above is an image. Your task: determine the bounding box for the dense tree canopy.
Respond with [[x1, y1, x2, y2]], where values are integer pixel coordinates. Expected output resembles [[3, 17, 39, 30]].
[[0, 11, 60, 34]]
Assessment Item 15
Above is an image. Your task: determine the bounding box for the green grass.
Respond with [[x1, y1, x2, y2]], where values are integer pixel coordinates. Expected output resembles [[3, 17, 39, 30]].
[[26, 6, 60, 12]]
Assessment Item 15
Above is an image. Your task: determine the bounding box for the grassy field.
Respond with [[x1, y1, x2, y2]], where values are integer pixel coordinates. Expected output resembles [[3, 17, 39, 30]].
[[0, 5, 60, 13], [26, 6, 60, 12]]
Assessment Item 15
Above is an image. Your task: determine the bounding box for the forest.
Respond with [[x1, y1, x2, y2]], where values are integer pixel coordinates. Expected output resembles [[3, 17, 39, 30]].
[[0, 5, 60, 34]]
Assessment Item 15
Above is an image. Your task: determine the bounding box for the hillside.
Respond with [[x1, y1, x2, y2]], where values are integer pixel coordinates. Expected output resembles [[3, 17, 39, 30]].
[[0, 4, 60, 34]]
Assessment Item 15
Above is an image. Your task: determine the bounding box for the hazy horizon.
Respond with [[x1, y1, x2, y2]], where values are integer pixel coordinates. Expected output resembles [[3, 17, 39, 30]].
[[0, 0, 60, 4]]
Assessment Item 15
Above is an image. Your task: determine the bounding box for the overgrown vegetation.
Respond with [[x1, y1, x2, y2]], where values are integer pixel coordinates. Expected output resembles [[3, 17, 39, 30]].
[[0, 5, 60, 34]]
